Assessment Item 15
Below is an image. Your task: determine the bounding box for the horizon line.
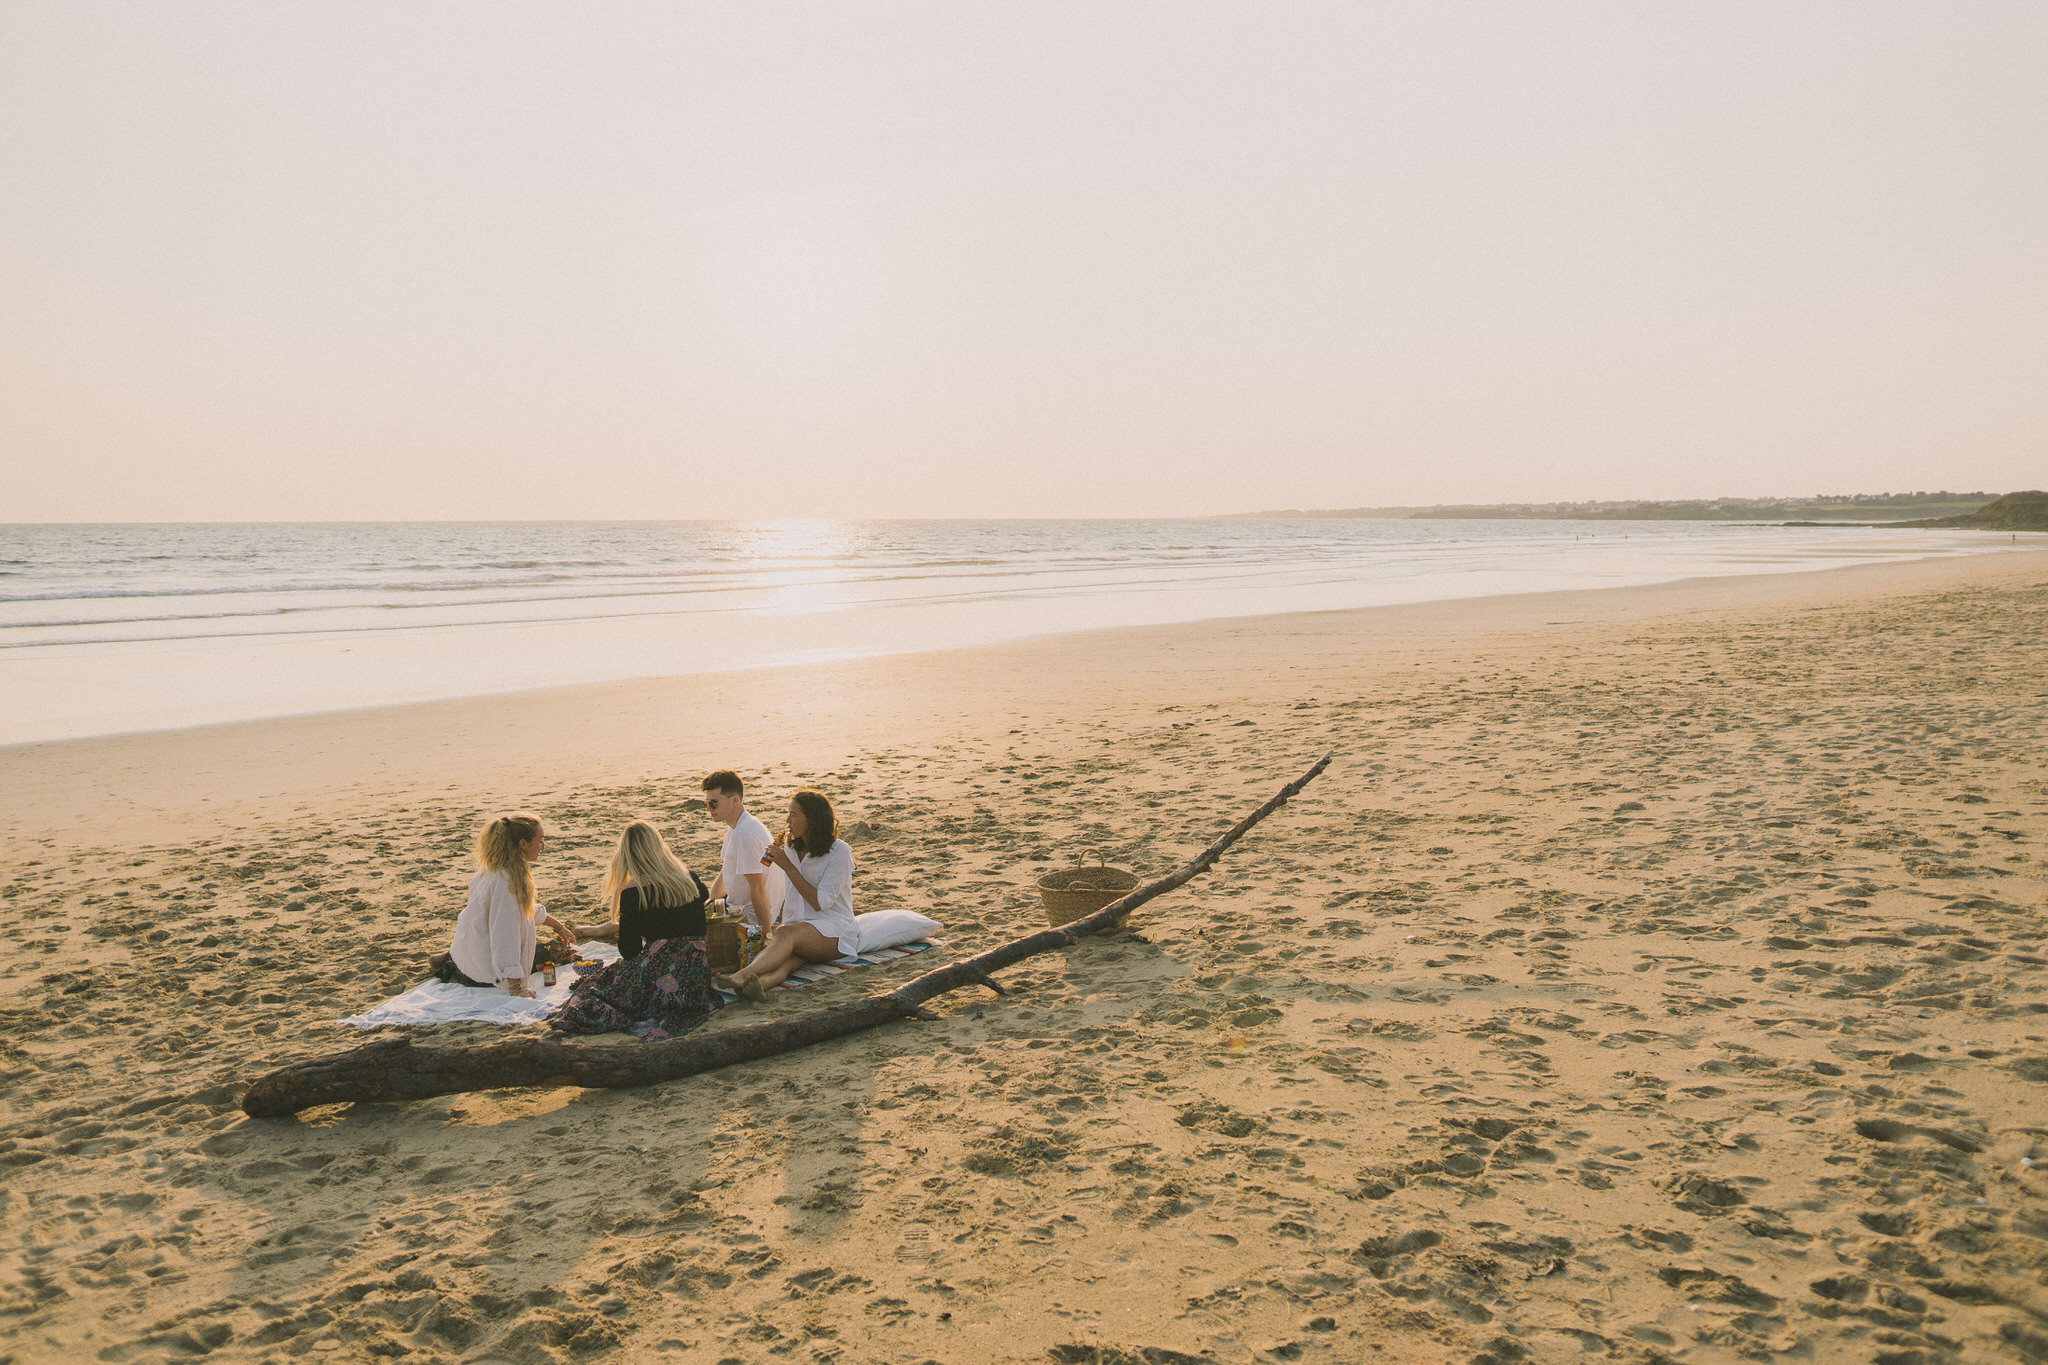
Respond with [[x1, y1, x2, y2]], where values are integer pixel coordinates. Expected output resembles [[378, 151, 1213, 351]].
[[0, 490, 2020, 529]]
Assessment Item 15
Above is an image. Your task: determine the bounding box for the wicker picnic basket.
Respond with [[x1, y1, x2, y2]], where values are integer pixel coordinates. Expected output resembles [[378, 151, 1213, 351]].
[[1037, 850, 1138, 928], [705, 918, 743, 974]]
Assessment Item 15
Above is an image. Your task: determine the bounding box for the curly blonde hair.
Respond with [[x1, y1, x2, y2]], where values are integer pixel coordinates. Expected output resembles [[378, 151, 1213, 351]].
[[474, 813, 542, 915]]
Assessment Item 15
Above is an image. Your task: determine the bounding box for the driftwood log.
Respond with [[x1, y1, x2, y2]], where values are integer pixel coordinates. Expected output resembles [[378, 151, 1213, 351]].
[[241, 751, 1333, 1118]]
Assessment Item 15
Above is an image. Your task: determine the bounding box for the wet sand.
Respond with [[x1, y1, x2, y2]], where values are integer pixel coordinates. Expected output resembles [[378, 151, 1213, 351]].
[[3, 548, 2046, 1365]]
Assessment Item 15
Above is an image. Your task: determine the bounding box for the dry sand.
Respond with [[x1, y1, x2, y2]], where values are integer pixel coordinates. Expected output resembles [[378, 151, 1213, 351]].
[[3, 550, 2046, 1365]]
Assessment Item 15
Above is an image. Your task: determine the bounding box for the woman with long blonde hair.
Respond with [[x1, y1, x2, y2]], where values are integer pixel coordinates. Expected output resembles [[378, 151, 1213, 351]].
[[552, 821, 720, 1038], [439, 813, 575, 998]]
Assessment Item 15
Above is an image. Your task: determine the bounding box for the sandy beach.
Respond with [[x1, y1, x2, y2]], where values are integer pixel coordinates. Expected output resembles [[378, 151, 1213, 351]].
[[3, 547, 2046, 1365]]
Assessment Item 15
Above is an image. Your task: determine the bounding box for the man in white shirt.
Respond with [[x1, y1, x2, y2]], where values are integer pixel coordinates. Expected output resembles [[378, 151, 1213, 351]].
[[702, 770, 784, 935]]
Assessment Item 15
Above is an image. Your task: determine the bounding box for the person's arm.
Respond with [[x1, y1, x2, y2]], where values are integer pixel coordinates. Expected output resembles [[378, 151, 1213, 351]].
[[685, 874, 711, 935], [486, 878, 534, 995], [816, 844, 854, 919], [768, 845, 820, 915], [618, 889, 644, 961], [743, 872, 772, 934], [581, 888, 626, 941], [539, 911, 575, 946]]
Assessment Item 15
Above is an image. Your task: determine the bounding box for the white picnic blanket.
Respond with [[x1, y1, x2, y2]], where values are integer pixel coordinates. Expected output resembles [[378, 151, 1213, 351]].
[[340, 937, 943, 1029], [339, 942, 622, 1028]]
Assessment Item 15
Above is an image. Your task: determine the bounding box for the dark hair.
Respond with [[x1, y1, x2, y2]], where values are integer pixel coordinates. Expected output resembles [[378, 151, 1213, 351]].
[[790, 789, 837, 858], [701, 770, 743, 798]]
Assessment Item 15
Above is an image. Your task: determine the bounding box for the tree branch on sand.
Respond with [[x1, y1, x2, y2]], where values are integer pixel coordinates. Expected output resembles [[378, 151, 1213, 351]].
[[240, 752, 1334, 1119]]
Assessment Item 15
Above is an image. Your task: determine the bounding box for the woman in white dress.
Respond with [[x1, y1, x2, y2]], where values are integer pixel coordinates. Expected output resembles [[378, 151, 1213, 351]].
[[440, 813, 575, 999], [717, 788, 857, 1002]]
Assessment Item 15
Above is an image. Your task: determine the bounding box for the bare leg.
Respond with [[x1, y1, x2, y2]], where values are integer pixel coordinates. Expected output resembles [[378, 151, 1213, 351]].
[[734, 923, 843, 992]]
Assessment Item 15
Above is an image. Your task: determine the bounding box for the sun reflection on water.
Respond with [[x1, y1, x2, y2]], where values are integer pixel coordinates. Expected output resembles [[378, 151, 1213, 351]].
[[742, 519, 860, 615]]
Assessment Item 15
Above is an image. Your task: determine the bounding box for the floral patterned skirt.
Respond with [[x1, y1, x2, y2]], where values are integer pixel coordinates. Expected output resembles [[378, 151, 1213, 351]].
[[550, 937, 720, 1041]]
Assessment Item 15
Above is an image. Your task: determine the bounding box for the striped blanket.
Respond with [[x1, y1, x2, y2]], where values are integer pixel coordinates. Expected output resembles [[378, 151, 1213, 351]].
[[714, 938, 939, 1002]]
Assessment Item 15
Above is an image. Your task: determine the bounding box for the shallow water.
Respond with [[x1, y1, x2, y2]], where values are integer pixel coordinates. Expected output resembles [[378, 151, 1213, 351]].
[[0, 518, 2023, 743]]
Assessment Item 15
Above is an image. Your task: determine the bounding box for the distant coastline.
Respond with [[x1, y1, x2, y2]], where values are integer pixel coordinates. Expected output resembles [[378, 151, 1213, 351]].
[[1230, 490, 2000, 522]]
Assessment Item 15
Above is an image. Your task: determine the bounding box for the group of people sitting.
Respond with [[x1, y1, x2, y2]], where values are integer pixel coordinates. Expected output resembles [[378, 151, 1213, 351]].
[[435, 770, 858, 1040]]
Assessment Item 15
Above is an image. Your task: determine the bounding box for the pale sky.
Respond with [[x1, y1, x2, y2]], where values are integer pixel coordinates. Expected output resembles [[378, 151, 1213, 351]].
[[2, 2, 2043, 521]]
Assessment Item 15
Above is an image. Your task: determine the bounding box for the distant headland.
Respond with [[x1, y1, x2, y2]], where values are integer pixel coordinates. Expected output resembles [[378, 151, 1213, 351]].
[[1232, 490, 2048, 529]]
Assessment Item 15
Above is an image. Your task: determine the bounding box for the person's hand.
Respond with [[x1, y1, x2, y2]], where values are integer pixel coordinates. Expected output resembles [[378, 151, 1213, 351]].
[[506, 982, 536, 999], [553, 921, 576, 947], [762, 844, 795, 874]]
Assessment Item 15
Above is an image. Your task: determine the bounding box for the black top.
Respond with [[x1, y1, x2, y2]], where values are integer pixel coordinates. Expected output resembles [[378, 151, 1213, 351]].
[[618, 874, 709, 960]]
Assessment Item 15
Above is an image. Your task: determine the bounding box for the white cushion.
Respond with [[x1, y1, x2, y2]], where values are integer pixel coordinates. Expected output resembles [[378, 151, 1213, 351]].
[[854, 908, 942, 955]]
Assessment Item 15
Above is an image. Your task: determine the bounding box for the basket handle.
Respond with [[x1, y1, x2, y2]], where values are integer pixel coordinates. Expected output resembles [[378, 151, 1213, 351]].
[[1076, 847, 1104, 869]]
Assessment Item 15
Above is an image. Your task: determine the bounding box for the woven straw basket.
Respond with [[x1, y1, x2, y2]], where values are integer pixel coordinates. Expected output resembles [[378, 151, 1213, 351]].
[[705, 920, 743, 974], [1037, 851, 1138, 928]]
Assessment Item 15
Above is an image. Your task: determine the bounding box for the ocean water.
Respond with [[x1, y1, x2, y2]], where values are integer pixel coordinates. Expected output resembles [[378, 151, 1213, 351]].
[[0, 519, 2025, 745]]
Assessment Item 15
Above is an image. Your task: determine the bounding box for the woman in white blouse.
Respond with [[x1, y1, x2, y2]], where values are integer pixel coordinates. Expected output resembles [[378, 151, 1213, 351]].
[[717, 788, 857, 1002], [443, 813, 575, 998]]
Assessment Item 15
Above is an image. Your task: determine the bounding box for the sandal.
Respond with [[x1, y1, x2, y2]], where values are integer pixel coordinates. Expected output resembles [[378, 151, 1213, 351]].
[[739, 976, 767, 1003]]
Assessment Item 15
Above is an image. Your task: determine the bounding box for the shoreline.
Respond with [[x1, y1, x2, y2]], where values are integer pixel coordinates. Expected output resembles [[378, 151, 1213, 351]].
[[4, 545, 2042, 852], [4, 523, 2034, 752]]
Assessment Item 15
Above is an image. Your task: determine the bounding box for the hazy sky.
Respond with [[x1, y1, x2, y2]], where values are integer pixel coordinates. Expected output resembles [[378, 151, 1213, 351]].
[[3, 3, 2043, 521]]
